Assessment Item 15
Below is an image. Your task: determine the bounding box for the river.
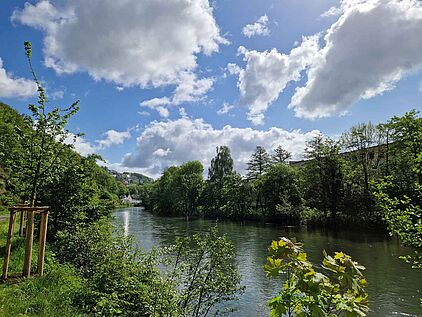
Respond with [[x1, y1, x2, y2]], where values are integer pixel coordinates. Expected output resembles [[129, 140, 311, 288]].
[[114, 207, 421, 317]]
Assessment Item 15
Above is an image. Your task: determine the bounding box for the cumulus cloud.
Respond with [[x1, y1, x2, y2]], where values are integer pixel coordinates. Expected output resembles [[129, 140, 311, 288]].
[[140, 72, 213, 116], [320, 6, 343, 18], [0, 58, 37, 98], [140, 72, 214, 113], [217, 102, 234, 115], [97, 130, 131, 148], [64, 129, 131, 156], [291, 0, 422, 119], [64, 133, 97, 157], [226, 63, 241, 76], [233, 0, 422, 121], [242, 15, 270, 38], [12, 0, 227, 88], [179, 107, 188, 118], [122, 117, 320, 178], [236, 36, 320, 124]]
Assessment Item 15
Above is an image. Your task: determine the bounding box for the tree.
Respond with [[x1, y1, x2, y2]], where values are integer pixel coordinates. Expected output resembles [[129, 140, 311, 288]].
[[169, 227, 244, 317], [208, 146, 234, 185], [246, 146, 271, 180], [341, 122, 383, 206], [272, 145, 292, 164], [265, 237, 369, 317], [152, 161, 204, 219], [303, 135, 344, 218], [220, 172, 253, 219], [174, 161, 204, 219], [387, 110, 422, 184], [261, 164, 302, 223], [20, 42, 80, 206], [371, 110, 422, 269]]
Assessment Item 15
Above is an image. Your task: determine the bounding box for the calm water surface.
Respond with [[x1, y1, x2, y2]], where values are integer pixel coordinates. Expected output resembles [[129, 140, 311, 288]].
[[114, 207, 421, 317]]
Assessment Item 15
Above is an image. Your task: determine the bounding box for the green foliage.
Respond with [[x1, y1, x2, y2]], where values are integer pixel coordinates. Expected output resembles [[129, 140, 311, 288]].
[[20, 42, 80, 206], [0, 263, 88, 317], [168, 227, 244, 317], [265, 238, 369, 317], [261, 163, 302, 222], [54, 218, 180, 316], [299, 207, 330, 227], [219, 172, 253, 219], [303, 135, 344, 218], [371, 110, 422, 270], [272, 145, 292, 164], [208, 146, 234, 185], [246, 146, 271, 180], [372, 178, 421, 268], [152, 161, 204, 218]]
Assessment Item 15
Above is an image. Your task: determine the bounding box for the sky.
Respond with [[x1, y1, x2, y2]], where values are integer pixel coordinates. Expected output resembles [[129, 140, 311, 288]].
[[1, 0, 422, 178]]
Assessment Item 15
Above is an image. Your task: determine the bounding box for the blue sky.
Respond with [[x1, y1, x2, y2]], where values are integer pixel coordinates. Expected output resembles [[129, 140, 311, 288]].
[[1, 0, 421, 177]]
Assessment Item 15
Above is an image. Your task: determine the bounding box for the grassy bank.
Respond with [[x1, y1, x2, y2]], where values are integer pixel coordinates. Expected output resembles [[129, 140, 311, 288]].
[[0, 215, 87, 317]]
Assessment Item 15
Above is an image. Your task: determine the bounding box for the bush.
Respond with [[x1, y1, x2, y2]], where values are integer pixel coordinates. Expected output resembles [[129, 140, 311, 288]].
[[299, 207, 330, 227], [54, 218, 180, 316]]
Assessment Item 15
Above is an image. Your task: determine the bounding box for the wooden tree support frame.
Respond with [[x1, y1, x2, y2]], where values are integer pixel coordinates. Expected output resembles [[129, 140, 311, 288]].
[[2, 206, 49, 280]]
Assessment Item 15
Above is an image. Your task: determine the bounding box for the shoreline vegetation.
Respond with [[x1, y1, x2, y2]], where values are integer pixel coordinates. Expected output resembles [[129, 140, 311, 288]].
[[0, 42, 420, 316], [136, 110, 420, 230]]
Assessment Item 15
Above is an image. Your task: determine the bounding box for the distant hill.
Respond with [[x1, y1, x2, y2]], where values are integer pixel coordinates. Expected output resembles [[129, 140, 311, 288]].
[[109, 170, 153, 185]]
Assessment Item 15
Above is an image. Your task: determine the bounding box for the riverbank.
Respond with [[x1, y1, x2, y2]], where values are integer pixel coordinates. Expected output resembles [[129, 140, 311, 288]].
[[114, 207, 422, 317]]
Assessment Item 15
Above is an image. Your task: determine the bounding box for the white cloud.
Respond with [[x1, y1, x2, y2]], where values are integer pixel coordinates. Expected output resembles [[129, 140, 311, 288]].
[[179, 107, 188, 118], [97, 130, 131, 148], [64, 133, 97, 157], [321, 6, 343, 18], [50, 89, 64, 100], [226, 63, 241, 75], [217, 102, 234, 115], [141, 72, 214, 109], [233, 0, 422, 121], [156, 107, 170, 118], [153, 148, 171, 157], [12, 0, 227, 88], [122, 117, 320, 178], [235, 36, 320, 125], [290, 0, 422, 119], [0, 58, 37, 98], [140, 97, 171, 108], [171, 73, 214, 105], [115, 86, 124, 92], [64, 129, 131, 156], [242, 15, 270, 38], [140, 72, 213, 116], [138, 111, 151, 116]]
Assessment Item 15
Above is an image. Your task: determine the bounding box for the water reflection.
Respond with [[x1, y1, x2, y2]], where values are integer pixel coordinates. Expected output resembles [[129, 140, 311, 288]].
[[114, 207, 422, 317]]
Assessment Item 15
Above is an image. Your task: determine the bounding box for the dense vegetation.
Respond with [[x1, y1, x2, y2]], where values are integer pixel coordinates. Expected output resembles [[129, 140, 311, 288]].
[[0, 41, 419, 316], [140, 111, 421, 231], [0, 43, 242, 316]]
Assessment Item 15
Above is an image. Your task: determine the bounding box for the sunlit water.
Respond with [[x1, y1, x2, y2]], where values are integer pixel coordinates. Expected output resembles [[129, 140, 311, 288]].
[[114, 207, 422, 317]]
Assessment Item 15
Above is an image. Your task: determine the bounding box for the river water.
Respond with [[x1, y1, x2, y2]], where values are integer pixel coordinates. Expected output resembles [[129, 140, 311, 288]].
[[114, 207, 421, 317]]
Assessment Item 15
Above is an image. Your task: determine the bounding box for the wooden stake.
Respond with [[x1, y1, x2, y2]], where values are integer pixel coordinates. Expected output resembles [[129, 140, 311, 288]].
[[19, 210, 25, 237], [37, 211, 49, 276], [2, 211, 17, 279], [23, 210, 35, 278]]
